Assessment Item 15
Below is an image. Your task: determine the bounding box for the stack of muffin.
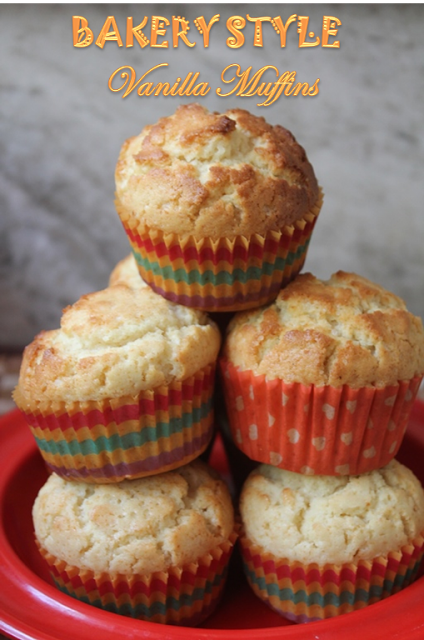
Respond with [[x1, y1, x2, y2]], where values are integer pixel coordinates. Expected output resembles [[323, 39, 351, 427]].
[[13, 103, 424, 626], [13, 264, 237, 625], [220, 271, 424, 621]]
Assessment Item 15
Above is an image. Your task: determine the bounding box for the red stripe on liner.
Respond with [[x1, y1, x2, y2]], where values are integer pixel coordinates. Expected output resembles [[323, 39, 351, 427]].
[[123, 226, 314, 266], [22, 370, 213, 433]]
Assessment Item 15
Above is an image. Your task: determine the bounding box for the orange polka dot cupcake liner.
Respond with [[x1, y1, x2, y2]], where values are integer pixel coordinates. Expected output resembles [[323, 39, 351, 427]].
[[220, 359, 422, 476], [239, 530, 424, 623], [36, 529, 238, 626], [117, 191, 323, 312]]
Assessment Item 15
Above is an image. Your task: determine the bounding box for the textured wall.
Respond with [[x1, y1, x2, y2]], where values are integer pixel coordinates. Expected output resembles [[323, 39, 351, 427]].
[[1, 4, 423, 348]]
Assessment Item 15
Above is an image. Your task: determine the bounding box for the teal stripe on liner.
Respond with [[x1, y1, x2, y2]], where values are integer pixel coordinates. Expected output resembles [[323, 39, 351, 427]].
[[244, 558, 423, 608], [35, 399, 212, 457], [385, 559, 422, 592], [55, 569, 225, 618], [133, 241, 310, 286], [242, 562, 412, 608]]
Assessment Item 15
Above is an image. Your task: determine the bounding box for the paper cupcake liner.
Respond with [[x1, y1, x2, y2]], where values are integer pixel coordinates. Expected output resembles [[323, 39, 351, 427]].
[[117, 190, 323, 312], [239, 530, 424, 622], [37, 530, 238, 626], [220, 359, 422, 475], [21, 364, 215, 483]]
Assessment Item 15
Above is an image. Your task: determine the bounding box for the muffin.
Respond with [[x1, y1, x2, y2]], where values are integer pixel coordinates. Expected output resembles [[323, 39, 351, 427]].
[[221, 271, 424, 475], [239, 461, 424, 622], [115, 103, 322, 311], [33, 460, 237, 626], [109, 253, 148, 289], [13, 283, 221, 482]]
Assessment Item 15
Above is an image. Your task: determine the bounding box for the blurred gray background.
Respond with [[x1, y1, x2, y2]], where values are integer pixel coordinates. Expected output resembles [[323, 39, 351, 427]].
[[1, 3, 423, 349]]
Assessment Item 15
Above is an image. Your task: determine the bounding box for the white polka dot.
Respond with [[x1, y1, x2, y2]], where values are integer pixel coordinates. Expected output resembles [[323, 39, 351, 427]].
[[389, 441, 398, 454], [340, 432, 353, 446], [268, 413, 275, 427], [235, 429, 242, 444], [249, 385, 254, 400], [235, 396, 244, 411], [385, 396, 396, 407], [270, 452, 283, 466], [405, 390, 413, 402], [367, 418, 374, 430], [335, 464, 350, 475], [303, 404, 310, 413], [346, 400, 357, 414], [363, 446, 376, 459], [282, 393, 289, 406], [387, 420, 397, 432], [249, 424, 258, 440], [301, 466, 315, 475], [312, 437, 326, 451], [287, 429, 300, 444], [322, 404, 335, 420]]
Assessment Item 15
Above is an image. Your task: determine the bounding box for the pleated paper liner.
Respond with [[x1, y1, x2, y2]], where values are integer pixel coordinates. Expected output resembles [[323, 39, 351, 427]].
[[116, 190, 323, 312], [239, 530, 424, 623], [36, 530, 238, 626], [220, 359, 422, 476], [20, 364, 215, 483]]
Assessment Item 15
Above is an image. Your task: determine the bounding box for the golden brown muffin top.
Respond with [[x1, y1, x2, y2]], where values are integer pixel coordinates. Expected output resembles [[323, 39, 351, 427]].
[[240, 460, 424, 565], [115, 103, 320, 239], [14, 283, 220, 411], [33, 461, 234, 575], [223, 271, 424, 388]]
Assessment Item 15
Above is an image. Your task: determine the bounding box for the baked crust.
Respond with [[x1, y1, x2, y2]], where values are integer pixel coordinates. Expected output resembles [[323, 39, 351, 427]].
[[115, 103, 319, 239], [240, 460, 424, 565], [33, 461, 234, 574], [223, 271, 424, 388], [14, 283, 220, 410]]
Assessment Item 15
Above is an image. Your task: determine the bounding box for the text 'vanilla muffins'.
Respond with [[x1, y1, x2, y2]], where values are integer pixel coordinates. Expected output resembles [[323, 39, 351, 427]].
[[115, 103, 322, 311], [14, 282, 221, 482], [33, 460, 237, 626], [239, 461, 424, 622], [221, 271, 424, 475]]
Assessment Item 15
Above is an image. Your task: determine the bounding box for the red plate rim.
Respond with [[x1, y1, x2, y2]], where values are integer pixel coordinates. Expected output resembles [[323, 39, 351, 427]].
[[1, 405, 424, 640]]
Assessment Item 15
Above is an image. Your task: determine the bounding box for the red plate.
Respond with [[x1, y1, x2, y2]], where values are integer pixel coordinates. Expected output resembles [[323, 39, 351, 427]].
[[1, 405, 424, 640]]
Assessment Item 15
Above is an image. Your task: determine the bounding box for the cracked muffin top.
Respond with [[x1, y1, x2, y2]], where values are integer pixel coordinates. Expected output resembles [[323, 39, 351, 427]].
[[223, 271, 424, 388], [240, 460, 424, 565], [13, 283, 220, 411], [115, 103, 320, 239], [33, 460, 234, 574]]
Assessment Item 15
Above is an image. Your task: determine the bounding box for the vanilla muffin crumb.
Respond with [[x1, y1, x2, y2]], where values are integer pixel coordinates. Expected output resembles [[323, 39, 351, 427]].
[[240, 460, 424, 565], [224, 271, 424, 387], [14, 283, 220, 410], [115, 103, 319, 239], [33, 461, 234, 575]]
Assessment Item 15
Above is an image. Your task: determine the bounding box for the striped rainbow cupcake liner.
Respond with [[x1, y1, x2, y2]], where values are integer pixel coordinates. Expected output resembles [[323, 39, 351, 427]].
[[37, 530, 237, 626], [21, 364, 215, 483], [220, 359, 422, 476], [239, 531, 424, 622], [116, 191, 322, 312]]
